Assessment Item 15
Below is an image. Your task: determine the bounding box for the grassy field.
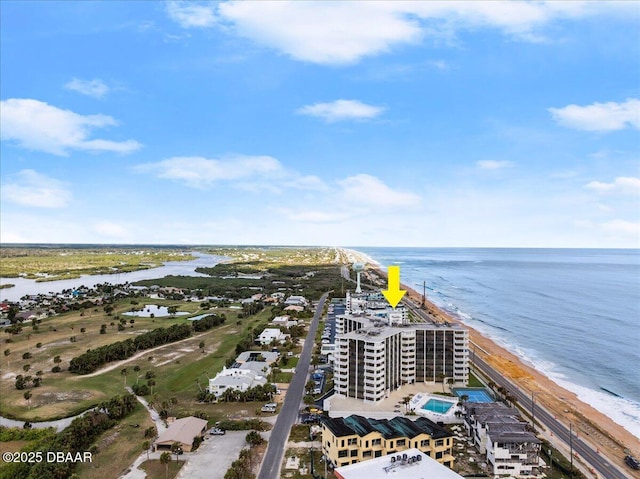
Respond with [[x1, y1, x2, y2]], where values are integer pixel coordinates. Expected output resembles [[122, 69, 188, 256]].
[[0, 297, 272, 420], [0, 247, 194, 279]]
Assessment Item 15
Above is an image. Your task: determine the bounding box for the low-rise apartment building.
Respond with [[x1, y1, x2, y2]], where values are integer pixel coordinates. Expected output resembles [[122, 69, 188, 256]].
[[322, 415, 455, 469], [464, 402, 542, 476]]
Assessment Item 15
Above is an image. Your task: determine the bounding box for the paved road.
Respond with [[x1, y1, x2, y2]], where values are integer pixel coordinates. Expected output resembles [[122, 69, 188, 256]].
[[404, 296, 628, 479], [258, 293, 328, 479]]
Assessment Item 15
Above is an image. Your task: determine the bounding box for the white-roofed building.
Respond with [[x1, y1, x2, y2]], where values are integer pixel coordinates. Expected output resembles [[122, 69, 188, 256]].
[[334, 448, 463, 479], [284, 295, 308, 307], [257, 327, 287, 345], [207, 366, 268, 397]]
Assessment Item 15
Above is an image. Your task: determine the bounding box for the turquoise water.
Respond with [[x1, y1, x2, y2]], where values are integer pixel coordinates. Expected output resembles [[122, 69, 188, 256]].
[[422, 399, 454, 414], [453, 388, 493, 403]]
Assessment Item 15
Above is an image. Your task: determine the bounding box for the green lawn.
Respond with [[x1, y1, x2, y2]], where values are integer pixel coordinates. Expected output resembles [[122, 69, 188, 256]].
[[140, 458, 185, 479], [468, 371, 484, 388], [273, 371, 294, 383]]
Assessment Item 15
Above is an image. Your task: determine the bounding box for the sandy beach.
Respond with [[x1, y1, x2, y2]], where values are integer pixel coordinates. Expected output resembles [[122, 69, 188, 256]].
[[343, 249, 640, 476]]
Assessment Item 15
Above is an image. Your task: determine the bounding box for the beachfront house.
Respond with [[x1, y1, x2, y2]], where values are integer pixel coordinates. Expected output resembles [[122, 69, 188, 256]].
[[464, 402, 542, 476]]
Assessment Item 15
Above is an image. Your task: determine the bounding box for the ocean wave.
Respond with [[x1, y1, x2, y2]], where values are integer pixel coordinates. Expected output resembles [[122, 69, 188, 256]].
[[495, 343, 640, 440]]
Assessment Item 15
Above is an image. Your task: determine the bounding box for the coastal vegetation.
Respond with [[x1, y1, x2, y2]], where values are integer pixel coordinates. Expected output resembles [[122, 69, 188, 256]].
[[0, 246, 194, 280], [134, 264, 343, 301], [205, 246, 337, 267]]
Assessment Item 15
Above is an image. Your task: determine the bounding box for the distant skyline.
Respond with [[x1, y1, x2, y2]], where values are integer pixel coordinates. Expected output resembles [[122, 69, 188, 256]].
[[1, 1, 639, 248]]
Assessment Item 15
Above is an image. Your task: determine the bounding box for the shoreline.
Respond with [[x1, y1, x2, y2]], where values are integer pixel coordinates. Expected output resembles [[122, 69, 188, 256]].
[[342, 248, 640, 471]]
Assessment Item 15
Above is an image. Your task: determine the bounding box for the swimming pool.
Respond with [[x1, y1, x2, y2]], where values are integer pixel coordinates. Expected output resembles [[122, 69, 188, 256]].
[[453, 388, 493, 403], [421, 398, 455, 414]]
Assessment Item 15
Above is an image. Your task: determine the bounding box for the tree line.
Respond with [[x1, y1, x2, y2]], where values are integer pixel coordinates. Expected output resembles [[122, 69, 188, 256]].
[[68, 314, 225, 374], [197, 383, 276, 403]]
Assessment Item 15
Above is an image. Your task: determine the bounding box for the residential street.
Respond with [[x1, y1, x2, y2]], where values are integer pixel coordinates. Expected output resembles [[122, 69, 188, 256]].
[[257, 293, 328, 479]]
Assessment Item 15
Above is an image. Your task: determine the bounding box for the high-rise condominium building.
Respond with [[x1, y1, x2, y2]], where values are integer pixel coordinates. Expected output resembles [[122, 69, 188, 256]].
[[334, 313, 468, 403]]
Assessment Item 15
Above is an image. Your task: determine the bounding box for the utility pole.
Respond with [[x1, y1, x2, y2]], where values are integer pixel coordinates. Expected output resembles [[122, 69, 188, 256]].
[[569, 422, 573, 478], [531, 391, 540, 433]]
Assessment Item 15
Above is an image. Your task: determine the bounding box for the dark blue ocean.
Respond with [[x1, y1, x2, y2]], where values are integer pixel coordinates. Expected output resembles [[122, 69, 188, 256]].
[[353, 247, 640, 438]]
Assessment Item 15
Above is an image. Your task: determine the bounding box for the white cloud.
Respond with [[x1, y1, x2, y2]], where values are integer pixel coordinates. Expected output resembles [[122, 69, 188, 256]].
[[476, 160, 515, 170], [166, 1, 217, 28], [0, 99, 141, 156], [338, 174, 420, 207], [600, 219, 640, 237], [1, 170, 72, 208], [134, 155, 284, 188], [64, 78, 110, 99], [585, 177, 640, 195], [93, 221, 129, 239], [549, 98, 640, 132], [214, 1, 632, 65], [284, 210, 350, 223], [297, 100, 384, 123], [219, 1, 421, 65], [284, 175, 328, 191], [136, 155, 329, 192]]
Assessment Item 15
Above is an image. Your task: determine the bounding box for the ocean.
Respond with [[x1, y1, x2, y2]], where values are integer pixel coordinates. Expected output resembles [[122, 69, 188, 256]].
[[353, 247, 640, 439]]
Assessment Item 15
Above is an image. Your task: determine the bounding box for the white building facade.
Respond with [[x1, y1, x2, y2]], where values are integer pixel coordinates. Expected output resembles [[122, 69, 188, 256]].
[[333, 314, 468, 403]]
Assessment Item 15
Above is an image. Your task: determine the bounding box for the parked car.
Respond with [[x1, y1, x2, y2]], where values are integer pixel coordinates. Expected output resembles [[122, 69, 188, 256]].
[[209, 428, 225, 435]]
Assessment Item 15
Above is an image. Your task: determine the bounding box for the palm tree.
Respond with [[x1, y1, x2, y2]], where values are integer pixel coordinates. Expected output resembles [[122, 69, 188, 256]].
[[24, 391, 32, 409], [142, 441, 150, 461], [402, 396, 411, 413], [160, 452, 171, 479], [121, 368, 128, 386], [171, 442, 182, 462], [447, 377, 455, 393], [133, 365, 141, 384]]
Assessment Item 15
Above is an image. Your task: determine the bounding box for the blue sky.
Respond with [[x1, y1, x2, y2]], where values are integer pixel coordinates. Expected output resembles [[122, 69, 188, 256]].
[[1, 1, 639, 247]]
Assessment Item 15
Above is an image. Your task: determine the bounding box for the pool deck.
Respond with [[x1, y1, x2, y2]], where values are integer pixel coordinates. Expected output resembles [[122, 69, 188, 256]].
[[410, 393, 462, 424], [325, 383, 464, 422]]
